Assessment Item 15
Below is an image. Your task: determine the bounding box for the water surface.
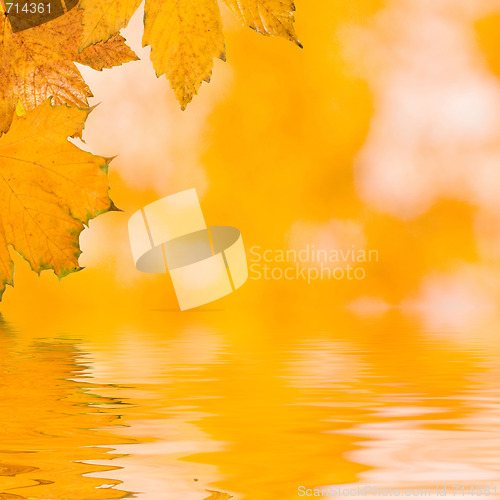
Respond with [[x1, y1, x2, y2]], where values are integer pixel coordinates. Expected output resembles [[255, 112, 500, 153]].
[[1, 309, 499, 499]]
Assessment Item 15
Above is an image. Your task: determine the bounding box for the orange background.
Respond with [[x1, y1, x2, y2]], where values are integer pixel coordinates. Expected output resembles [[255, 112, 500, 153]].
[[3, 0, 500, 324]]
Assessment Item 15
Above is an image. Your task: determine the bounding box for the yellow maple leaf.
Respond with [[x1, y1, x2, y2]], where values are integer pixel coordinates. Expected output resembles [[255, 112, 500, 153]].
[[221, 0, 301, 46], [144, 0, 226, 108], [0, 100, 115, 299], [79, 0, 301, 109], [0, 8, 138, 134]]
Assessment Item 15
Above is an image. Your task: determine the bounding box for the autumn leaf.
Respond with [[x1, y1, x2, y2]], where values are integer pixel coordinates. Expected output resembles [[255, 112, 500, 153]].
[[144, 0, 226, 108], [0, 8, 138, 134], [221, 0, 301, 47], [0, 100, 114, 299], [79, 0, 301, 109], [79, 0, 143, 51]]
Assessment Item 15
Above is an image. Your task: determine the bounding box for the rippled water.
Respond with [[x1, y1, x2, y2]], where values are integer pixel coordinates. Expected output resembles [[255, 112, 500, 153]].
[[1, 308, 500, 499]]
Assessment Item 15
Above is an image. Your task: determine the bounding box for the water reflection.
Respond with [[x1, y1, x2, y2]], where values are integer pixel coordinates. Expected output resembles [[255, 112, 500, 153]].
[[0, 316, 128, 499], [1, 309, 500, 499]]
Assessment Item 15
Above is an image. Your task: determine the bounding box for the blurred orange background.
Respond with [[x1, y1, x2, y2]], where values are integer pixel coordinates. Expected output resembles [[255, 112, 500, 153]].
[[3, 2, 500, 498], [3, 0, 500, 324]]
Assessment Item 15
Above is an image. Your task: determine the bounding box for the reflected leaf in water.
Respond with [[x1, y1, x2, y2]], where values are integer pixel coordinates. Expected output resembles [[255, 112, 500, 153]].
[[203, 491, 233, 499], [0, 465, 38, 477], [0, 318, 131, 499]]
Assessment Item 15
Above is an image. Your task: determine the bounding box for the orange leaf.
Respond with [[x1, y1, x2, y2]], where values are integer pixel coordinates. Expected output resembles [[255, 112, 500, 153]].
[[0, 9, 138, 134], [0, 101, 115, 299]]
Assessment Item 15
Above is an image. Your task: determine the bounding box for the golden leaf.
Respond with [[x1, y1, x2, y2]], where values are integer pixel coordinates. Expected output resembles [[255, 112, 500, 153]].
[[221, 0, 301, 47], [79, 0, 300, 109], [0, 8, 138, 134], [79, 0, 143, 50], [0, 100, 114, 299], [143, 0, 226, 110]]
